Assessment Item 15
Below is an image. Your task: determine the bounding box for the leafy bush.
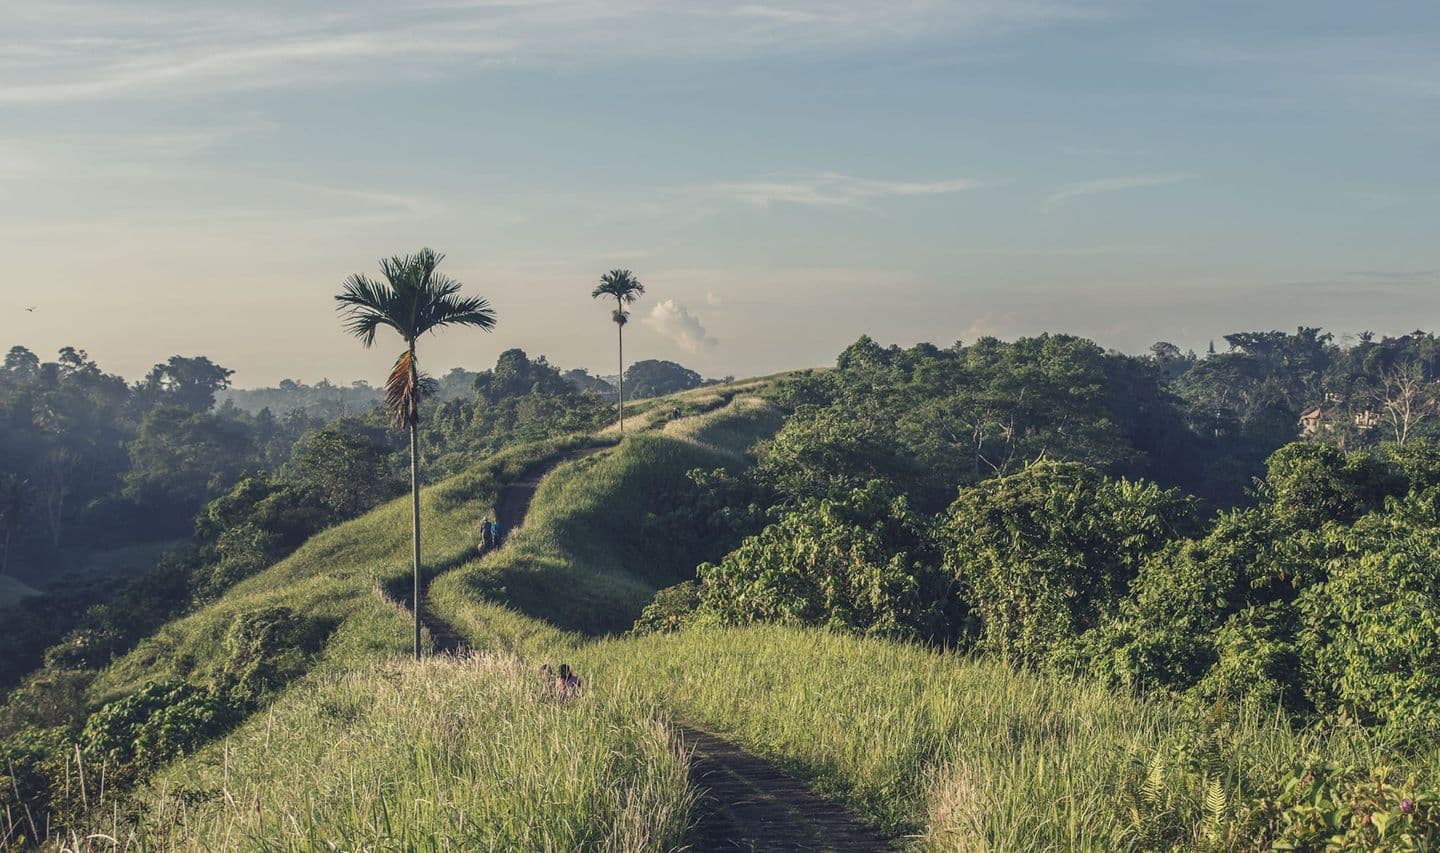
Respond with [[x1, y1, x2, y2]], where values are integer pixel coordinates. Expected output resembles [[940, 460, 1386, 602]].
[[697, 481, 958, 640], [942, 462, 1196, 666], [1257, 763, 1440, 850], [630, 581, 700, 635], [1297, 507, 1440, 742], [209, 607, 330, 706], [81, 680, 237, 772]]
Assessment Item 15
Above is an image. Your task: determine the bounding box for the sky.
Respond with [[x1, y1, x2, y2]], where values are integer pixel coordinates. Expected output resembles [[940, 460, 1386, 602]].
[[1, 0, 1438, 387]]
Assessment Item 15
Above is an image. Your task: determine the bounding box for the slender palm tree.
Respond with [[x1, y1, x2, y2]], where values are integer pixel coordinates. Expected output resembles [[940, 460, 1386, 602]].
[[591, 269, 645, 431], [335, 248, 496, 660]]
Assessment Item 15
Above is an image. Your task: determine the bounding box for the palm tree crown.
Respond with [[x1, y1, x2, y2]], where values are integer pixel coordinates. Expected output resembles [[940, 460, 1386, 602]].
[[591, 269, 645, 323], [337, 248, 496, 347], [336, 248, 496, 426]]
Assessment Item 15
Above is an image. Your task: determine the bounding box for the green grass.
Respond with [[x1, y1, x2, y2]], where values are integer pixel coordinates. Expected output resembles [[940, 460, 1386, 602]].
[[86, 433, 599, 707], [574, 625, 1418, 851], [116, 655, 691, 851], [429, 395, 784, 645]]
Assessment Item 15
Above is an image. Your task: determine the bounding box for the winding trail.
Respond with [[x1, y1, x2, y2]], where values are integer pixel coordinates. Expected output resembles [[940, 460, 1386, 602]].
[[406, 444, 894, 852], [401, 447, 602, 655]]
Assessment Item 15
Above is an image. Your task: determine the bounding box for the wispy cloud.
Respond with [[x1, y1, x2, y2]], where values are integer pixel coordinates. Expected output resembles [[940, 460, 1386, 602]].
[[688, 172, 978, 208], [0, 1, 1109, 103], [1042, 172, 1192, 211], [644, 299, 718, 352]]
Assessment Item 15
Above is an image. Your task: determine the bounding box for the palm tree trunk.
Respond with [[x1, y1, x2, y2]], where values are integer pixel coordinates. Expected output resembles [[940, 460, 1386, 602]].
[[618, 320, 625, 433], [409, 345, 422, 661]]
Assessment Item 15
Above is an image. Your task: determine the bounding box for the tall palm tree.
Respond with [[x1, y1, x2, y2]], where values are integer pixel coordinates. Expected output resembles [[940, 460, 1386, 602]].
[[335, 248, 496, 660], [591, 269, 645, 432]]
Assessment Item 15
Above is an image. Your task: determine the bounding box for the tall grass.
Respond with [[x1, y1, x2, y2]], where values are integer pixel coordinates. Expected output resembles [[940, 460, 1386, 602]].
[[576, 624, 1407, 851], [92, 656, 692, 851]]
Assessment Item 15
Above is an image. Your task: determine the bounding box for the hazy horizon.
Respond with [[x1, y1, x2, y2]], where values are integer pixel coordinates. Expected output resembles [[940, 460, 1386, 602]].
[[4, 1, 1438, 387]]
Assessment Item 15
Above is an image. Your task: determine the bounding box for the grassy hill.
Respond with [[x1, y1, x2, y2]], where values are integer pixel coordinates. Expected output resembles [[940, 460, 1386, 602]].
[[43, 373, 1435, 850], [86, 433, 599, 706], [429, 394, 783, 647]]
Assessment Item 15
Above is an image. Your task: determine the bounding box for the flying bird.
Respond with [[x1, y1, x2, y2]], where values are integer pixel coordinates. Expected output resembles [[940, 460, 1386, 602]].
[[24, 306, 35, 312]]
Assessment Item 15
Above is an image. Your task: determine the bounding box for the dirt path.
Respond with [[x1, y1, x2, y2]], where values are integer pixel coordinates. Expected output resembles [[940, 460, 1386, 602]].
[[493, 447, 603, 541], [401, 447, 604, 655], [678, 725, 895, 852], [411, 444, 893, 850]]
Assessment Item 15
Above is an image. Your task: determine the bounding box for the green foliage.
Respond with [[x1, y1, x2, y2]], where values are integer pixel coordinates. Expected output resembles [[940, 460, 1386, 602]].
[[1083, 440, 1440, 739], [1261, 442, 1403, 527], [697, 481, 958, 640], [124, 405, 256, 522], [80, 680, 237, 773], [282, 426, 403, 517], [630, 581, 700, 635], [1259, 763, 1440, 850], [754, 404, 923, 505], [1296, 507, 1440, 741], [138, 355, 234, 413], [625, 359, 704, 399], [208, 607, 331, 706], [472, 348, 576, 402], [942, 462, 1196, 665]]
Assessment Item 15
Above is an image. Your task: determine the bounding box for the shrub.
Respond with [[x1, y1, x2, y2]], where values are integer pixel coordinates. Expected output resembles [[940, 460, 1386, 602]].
[[209, 607, 330, 706], [1256, 763, 1440, 850], [942, 462, 1196, 666], [630, 581, 700, 635], [81, 681, 237, 772], [697, 481, 958, 640], [1297, 509, 1440, 741]]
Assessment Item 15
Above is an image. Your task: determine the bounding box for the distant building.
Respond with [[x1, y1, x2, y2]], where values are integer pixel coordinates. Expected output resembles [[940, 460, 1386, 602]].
[[1299, 403, 1383, 437], [1299, 405, 1333, 438]]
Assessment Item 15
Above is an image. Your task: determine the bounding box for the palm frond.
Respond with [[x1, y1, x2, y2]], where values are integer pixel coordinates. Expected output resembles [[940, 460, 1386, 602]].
[[417, 292, 497, 337], [384, 349, 427, 428], [336, 249, 497, 347], [591, 269, 646, 304], [335, 274, 403, 348]]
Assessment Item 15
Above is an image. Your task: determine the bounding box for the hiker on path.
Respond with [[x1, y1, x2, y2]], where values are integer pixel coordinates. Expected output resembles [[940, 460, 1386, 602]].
[[478, 518, 495, 552]]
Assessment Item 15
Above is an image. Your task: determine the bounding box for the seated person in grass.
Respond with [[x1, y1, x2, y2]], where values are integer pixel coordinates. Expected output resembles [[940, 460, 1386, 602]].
[[555, 663, 583, 701]]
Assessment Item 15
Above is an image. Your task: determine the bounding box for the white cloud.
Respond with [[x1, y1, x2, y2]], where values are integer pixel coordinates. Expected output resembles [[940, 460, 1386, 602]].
[[1042, 172, 1192, 211], [688, 172, 978, 208], [644, 299, 718, 353], [0, 1, 1110, 103]]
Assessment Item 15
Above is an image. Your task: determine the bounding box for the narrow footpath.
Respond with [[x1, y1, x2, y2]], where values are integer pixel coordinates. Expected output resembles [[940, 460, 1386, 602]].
[[405, 445, 895, 852]]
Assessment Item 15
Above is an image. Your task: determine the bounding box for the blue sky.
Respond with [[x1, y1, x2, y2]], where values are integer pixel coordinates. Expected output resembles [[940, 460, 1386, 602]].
[[2, 0, 1437, 386]]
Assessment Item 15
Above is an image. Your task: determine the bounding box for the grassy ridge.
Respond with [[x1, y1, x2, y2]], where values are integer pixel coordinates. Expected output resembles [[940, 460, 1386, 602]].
[[129, 656, 691, 851], [429, 396, 783, 646], [87, 433, 599, 706]]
